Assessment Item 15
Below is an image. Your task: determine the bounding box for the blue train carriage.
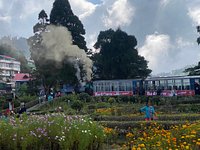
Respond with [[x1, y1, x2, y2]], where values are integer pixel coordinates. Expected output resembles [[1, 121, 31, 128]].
[[93, 79, 144, 96], [144, 75, 200, 96]]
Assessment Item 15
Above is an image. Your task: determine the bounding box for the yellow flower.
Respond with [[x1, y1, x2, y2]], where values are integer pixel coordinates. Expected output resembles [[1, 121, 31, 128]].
[[139, 143, 145, 148], [126, 132, 134, 138], [181, 136, 185, 139], [132, 147, 136, 150], [182, 125, 187, 128], [185, 145, 189, 150], [191, 130, 196, 134]]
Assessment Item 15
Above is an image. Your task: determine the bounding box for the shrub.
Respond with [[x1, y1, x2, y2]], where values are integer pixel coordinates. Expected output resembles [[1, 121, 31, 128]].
[[96, 102, 110, 109], [79, 93, 92, 102], [71, 100, 83, 111], [108, 97, 115, 105]]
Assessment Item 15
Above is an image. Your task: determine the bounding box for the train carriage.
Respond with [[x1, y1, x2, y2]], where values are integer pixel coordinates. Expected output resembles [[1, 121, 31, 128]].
[[93, 79, 143, 96], [93, 75, 200, 97], [145, 76, 200, 96]]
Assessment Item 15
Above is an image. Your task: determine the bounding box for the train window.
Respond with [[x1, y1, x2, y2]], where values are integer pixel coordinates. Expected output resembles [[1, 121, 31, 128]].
[[119, 82, 125, 91], [167, 80, 173, 90], [147, 81, 153, 89], [195, 79, 200, 84], [93, 83, 97, 92], [126, 82, 132, 91], [175, 79, 182, 90], [114, 82, 119, 91], [168, 86, 172, 90], [183, 79, 190, 90], [105, 82, 110, 91], [160, 80, 167, 90], [97, 83, 101, 92], [155, 81, 159, 86]]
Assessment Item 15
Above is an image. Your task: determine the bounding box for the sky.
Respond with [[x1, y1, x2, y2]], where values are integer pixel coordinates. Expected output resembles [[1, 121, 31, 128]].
[[0, 0, 200, 75]]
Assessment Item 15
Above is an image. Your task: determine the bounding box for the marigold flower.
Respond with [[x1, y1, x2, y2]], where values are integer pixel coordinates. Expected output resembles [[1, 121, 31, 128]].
[[139, 143, 145, 148], [172, 137, 176, 141], [185, 145, 189, 150]]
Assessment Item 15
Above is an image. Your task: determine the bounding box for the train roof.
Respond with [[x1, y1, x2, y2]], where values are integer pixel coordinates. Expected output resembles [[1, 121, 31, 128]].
[[145, 75, 200, 81], [93, 78, 142, 83], [93, 75, 200, 83]]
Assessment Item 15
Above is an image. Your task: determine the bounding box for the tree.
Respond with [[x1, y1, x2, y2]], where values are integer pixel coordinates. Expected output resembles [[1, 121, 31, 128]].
[[50, 0, 87, 52], [92, 29, 151, 80], [28, 10, 84, 96], [185, 62, 200, 75], [28, 11, 57, 96]]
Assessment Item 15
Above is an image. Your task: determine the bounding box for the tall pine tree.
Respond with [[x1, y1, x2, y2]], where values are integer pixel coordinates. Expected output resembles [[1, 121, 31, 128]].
[[92, 29, 151, 80], [50, 0, 87, 52]]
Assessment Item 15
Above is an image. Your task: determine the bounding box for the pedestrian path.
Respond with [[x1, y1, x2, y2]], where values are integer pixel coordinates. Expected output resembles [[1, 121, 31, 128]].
[[26, 101, 47, 112]]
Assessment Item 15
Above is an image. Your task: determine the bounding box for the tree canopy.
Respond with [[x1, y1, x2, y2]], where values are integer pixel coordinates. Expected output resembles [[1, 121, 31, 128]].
[[28, 9, 91, 95], [92, 29, 151, 80], [50, 0, 87, 52], [185, 62, 200, 75]]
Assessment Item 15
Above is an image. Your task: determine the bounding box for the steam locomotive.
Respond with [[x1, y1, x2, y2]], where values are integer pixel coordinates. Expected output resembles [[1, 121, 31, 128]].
[[92, 75, 200, 97]]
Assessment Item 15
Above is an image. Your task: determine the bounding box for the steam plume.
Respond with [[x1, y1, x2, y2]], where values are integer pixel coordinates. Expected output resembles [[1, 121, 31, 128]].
[[41, 25, 92, 81]]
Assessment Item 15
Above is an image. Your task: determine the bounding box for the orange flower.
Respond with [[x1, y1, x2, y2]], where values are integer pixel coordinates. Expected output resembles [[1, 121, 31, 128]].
[[172, 137, 176, 142]]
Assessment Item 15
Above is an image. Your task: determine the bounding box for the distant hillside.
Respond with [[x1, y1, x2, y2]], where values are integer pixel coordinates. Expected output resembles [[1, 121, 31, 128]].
[[0, 36, 30, 59]]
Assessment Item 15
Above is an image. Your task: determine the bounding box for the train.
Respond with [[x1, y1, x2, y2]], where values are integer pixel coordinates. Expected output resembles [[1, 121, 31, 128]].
[[92, 75, 200, 97]]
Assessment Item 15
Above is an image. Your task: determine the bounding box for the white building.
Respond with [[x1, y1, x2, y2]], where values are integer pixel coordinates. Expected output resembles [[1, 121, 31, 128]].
[[0, 55, 20, 81]]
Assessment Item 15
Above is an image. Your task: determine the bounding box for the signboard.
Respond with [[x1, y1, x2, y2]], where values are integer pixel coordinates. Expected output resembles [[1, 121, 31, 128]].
[[146, 90, 195, 96], [94, 91, 133, 96]]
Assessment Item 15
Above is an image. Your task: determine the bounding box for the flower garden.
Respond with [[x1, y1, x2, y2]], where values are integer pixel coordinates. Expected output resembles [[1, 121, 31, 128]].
[[0, 94, 200, 150]]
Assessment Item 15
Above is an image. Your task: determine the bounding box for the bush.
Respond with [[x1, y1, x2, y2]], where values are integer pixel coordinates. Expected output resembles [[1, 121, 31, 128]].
[[79, 93, 92, 102], [108, 97, 115, 105], [96, 102, 110, 109], [71, 100, 83, 111]]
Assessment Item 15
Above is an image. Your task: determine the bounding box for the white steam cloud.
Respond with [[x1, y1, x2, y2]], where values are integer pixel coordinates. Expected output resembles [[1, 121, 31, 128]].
[[139, 33, 172, 74], [41, 25, 92, 81]]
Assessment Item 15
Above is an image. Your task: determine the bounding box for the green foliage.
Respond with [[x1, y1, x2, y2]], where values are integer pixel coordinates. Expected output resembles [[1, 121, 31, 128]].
[[17, 83, 28, 96], [92, 28, 151, 80], [79, 92, 92, 102], [50, 0, 87, 52], [185, 61, 200, 75], [96, 102, 110, 109], [71, 100, 83, 111], [108, 97, 115, 105]]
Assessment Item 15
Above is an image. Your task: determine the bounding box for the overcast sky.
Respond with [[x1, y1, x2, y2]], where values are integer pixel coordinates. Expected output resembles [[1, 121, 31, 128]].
[[0, 0, 200, 75]]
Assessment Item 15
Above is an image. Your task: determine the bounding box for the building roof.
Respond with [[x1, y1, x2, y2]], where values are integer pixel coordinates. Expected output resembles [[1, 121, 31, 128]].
[[13, 73, 31, 82], [0, 55, 16, 61]]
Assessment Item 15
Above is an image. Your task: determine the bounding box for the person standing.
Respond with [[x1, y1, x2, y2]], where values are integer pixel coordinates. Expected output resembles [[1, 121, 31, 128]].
[[140, 99, 157, 121]]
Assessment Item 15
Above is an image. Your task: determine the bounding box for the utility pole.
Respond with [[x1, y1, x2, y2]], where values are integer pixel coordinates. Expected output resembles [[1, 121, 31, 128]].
[[197, 26, 200, 45]]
